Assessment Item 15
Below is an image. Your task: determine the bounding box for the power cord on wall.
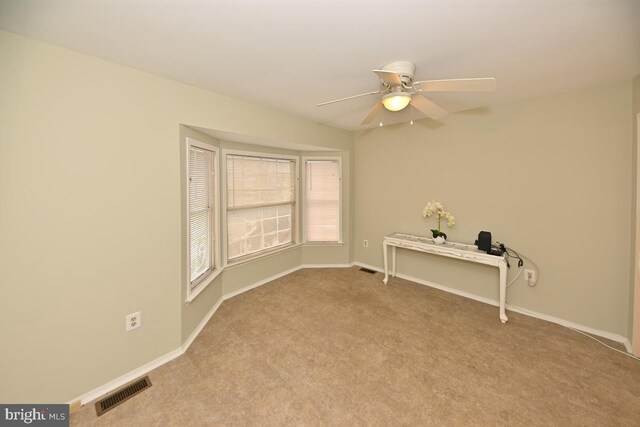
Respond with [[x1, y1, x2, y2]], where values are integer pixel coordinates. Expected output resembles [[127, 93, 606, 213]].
[[506, 301, 640, 362], [497, 242, 525, 288], [568, 327, 640, 361], [500, 245, 640, 362], [506, 264, 523, 288]]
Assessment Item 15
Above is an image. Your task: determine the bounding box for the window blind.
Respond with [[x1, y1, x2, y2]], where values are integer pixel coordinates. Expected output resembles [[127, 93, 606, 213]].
[[189, 147, 215, 283], [305, 160, 340, 242], [227, 155, 295, 260]]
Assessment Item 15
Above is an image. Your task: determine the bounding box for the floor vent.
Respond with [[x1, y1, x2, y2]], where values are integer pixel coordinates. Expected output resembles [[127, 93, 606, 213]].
[[95, 376, 152, 416], [359, 267, 377, 274]]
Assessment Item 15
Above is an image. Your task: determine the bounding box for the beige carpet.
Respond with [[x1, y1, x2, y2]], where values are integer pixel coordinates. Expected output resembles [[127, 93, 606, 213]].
[[72, 267, 640, 426]]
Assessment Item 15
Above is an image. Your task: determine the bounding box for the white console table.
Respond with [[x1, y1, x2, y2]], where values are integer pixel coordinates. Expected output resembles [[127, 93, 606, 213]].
[[382, 232, 509, 323]]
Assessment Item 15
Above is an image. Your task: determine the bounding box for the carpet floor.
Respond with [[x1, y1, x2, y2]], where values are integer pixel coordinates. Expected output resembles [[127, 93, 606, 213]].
[[71, 267, 640, 426]]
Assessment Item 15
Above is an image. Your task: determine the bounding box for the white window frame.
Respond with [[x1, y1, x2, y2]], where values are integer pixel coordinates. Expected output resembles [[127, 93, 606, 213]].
[[186, 137, 221, 302], [222, 149, 300, 264], [302, 156, 343, 244]]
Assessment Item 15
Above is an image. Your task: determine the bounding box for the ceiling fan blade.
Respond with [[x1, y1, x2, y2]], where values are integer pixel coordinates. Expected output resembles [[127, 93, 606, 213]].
[[373, 69, 403, 86], [413, 78, 496, 92], [317, 90, 384, 106], [410, 94, 447, 120], [361, 101, 384, 125]]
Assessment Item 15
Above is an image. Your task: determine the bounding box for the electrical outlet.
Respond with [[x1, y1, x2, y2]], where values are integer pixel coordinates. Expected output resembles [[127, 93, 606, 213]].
[[126, 311, 142, 332], [524, 269, 536, 283], [363, 239, 369, 248]]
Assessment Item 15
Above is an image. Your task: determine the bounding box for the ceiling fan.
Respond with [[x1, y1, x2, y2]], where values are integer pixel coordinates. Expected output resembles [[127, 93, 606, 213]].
[[317, 61, 496, 125]]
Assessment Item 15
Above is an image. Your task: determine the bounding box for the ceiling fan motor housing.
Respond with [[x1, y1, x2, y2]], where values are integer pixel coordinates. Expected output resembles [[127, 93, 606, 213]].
[[381, 61, 415, 85]]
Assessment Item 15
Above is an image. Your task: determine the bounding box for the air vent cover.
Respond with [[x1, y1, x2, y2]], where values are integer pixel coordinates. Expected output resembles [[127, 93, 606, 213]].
[[359, 267, 377, 274], [95, 376, 152, 416]]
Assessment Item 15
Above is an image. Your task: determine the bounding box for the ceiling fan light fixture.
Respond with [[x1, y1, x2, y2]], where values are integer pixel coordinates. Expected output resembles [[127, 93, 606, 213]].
[[382, 92, 411, 112]]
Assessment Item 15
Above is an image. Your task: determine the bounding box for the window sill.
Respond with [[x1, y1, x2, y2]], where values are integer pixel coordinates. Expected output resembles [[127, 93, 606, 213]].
[[303, 241, 345, 246], [186, 268, 222, 303], [225, 242, 302, 270]]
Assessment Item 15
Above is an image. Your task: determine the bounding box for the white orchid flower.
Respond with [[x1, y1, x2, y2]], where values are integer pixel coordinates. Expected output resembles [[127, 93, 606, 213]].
[[423, 201, 456, 236]]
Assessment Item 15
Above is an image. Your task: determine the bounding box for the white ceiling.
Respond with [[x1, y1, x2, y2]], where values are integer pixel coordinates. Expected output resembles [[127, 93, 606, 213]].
[[1, 0, 639, 130]]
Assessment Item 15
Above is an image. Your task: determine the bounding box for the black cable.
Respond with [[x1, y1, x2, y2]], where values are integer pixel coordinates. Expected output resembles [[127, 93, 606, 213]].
[[497, 241, 524, 267]]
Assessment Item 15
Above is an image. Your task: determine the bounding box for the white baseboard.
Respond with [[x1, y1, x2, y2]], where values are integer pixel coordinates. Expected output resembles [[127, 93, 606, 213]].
[[505, 303, 633, 353], [356, 261, 501, 309], [71, 260, 631, 406], [71, 295, 225, 405], [181, 297, 224, 352], [352, 262, 386, 274], [222, 263, 354, 300], [300, 263, 356, 269], [69, 262, 355, 406], [71, 347, 184, 406], [222, 265, 303, 300], [353, 261, 633, 353]]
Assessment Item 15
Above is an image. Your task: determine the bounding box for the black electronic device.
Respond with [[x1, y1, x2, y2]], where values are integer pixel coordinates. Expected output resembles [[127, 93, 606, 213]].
[[488, 246, 505, 256], [475, 231, 492, 252], [475, 231, 504, 256]]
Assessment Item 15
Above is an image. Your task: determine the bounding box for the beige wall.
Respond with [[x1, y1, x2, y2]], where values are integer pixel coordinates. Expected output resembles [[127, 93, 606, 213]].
[[354, 81, 633, 337], [0, 30, 352, 403], [0, 27, 635, 405]]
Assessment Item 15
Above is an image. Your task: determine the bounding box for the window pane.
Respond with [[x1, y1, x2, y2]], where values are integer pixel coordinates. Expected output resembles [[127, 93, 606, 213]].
[[190, 210, 210, 280], [190, 149, 210, 211], [263, 217, 277, 234], [278, 215, 290, 230], [227, 203, 293, 260], [189, 145, 216, 284], [263, 232, 277, 248], [278, 229, 292, 245], [305, 160, 340, 242], [228, 240, 243, 260], [226, 154, 296, 260]]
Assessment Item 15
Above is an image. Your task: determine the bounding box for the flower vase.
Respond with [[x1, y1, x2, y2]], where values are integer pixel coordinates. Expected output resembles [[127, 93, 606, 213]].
[[433, 236, 446, 245]]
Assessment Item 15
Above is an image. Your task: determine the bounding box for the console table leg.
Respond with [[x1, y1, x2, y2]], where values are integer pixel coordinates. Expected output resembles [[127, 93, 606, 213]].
[[499, 264, 508, 323], [392, 246, 397, 277], [383, 241, 389, 284]]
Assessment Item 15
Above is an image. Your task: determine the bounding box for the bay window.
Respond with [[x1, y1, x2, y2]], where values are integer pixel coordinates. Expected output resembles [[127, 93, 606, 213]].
[[226, 153, 298, 260], [304, 158, 342, 243]]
